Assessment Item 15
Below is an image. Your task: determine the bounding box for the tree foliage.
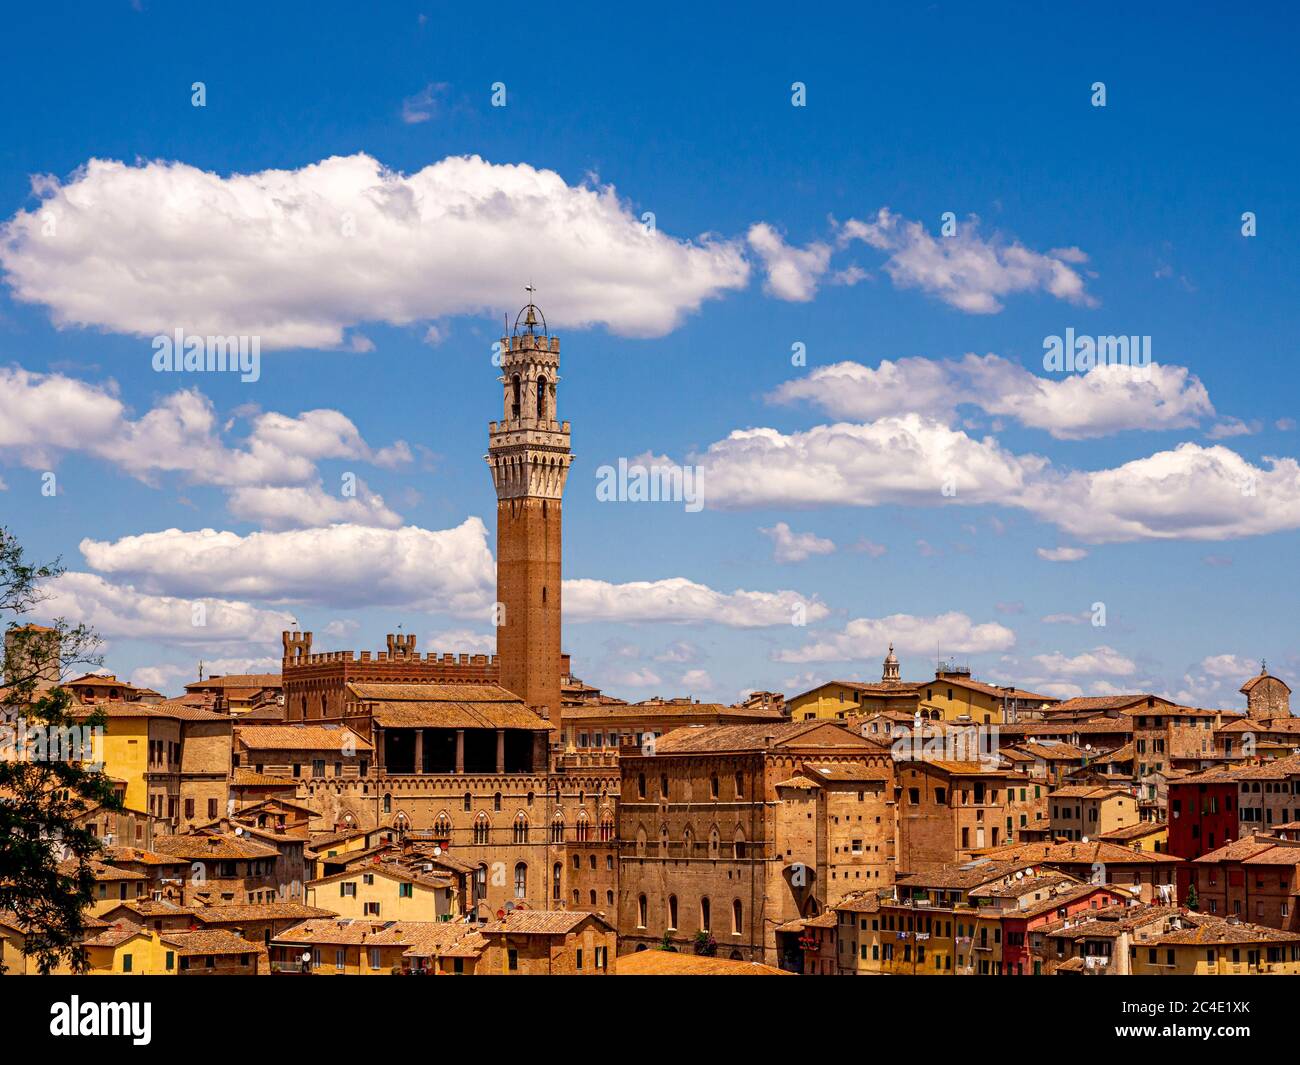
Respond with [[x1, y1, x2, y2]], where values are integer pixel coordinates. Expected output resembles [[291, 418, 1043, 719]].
[[0, 527, 119, 973]]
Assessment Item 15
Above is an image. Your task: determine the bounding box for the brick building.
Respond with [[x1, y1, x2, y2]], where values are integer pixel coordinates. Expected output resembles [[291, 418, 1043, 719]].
[[616, 720, 891, 966]]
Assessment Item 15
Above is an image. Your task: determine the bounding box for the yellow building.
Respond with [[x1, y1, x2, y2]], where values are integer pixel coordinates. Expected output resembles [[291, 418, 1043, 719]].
[[306, 863, 457, 922], [1098, 821, 1168, 853], [82, 925, 263, 974], [1128, 917, 1300, 975], [270, 917, 479, 975]]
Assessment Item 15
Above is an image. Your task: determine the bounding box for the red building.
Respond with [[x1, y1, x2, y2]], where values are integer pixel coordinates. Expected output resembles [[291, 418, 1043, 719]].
[[1167, 769, 1239, 886], [1000, 884, 1131, 976]]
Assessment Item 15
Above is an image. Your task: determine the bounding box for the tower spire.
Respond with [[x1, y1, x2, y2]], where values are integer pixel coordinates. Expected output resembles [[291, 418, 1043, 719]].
[[487, 290, 572, 728]]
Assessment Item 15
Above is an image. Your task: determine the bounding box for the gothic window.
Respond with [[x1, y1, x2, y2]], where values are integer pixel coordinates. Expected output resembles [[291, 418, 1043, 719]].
[[514, 862, 527, 899], [513, 812, 529, 844], [434, 812, 451, 839], [537, 375, 547, 419], [576, 812, 590, 842], [552, 862, 562, 901], [511, 375, 521, 419], [599, 814, 614, 842], [473, 812, 490, 844], [475, 863, 487, 903], [550, 813, 565, 843], [734, 827, 746, 860]]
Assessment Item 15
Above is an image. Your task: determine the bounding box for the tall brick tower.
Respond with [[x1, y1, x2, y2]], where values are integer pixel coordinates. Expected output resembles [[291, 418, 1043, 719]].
[[486, 293, 571, 726]]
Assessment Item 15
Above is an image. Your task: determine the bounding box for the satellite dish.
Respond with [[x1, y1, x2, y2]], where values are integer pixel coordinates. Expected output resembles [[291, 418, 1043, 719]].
[[432, 845, 442, 857], [1014, 870, 1024, 879], [234, 827, 244, 836], [1081, 835, 1090, 843], [301, 951, 311, 963]]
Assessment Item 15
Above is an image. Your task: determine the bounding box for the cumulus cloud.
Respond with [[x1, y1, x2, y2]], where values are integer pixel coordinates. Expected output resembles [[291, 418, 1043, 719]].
[[38, 572, 293, 645], [563, 576, 829, 628], [771, 355, 1214, 440], [1197, 653, 1261, 679], [760, 521, 835, 563], [79, 519, 496, 613], [697, 414, 1047, 510], [426, 627, 496, 654], [0, 154, 750, 346], [837, 209, 1096, 313], [746, 223, 832, 301], [773, 611, 1016, 664], [0, 366, 410, 527], [692, 410, 1300, 545], [1031, 646, 1138, 676], [226, 481, 402, 530], [680, 668, 714, 691]]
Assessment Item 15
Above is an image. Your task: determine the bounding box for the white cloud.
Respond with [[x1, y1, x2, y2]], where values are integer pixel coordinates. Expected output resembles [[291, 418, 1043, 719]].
[[1197, 654, 1260, 680], [1031, 646, 1137, 676], [746, 223, 832, 301], [771, 355, 1213, 440], [0, 366, 410, 527], [680, 668, 714, 691], [39, 572, 293, 645], [400, 83, 448, 124], [837, 209, 1096, 313], [606, 667, 662, 688], [0, 154, 750, 346], [1023, 444, 1300, 543], [695, 410, 1300, 545], [1036, 547, 1088, 562], [226, 480, 402, 530], [697, 414, 1047, 510], [760, 521, 835, 563], [426, 627, 496, 654], [564, 576, 829, 628], [654, 640, 702, 664], [79, 519, 496, 613], [774, 611, 1015, 664]]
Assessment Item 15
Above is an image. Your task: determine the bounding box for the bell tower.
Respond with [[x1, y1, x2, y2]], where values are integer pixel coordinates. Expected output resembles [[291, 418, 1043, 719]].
[[486, 292, 572, 726]]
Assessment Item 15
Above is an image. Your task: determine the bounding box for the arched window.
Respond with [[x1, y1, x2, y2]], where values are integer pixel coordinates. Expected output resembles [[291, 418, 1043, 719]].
[[511, 374, 521, 419], [382, 793, 392, 814], [668, 895, 678, 930], [734, 827, 746, 860], [433, 812, 451, 839], [513, 812, 529, 844], [463, 792, 472, 812], [576, 812, 590, 842], [493, 792, 502, 812], [700, 896, 711, 931], [710, 774, 720, 799], [732, 899, 743, 934], [599, 814, 614, 842], [474, 863, 487, 903], [514, 862, 527, 899], [473, 812, 490, 845], [637, 894, 648, 928], [552, 862, 562, 901], [536, 375, 547, 419], [550, 814, 565, 843]]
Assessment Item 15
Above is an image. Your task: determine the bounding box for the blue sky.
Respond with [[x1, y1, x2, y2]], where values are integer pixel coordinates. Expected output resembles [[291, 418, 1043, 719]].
[[0, 1, 1296, 706]]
